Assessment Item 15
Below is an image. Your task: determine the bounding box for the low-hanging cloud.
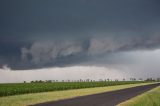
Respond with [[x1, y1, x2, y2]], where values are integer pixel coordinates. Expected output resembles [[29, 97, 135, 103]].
[[19, 34, 160, 69], [0, 0, 160, 70]]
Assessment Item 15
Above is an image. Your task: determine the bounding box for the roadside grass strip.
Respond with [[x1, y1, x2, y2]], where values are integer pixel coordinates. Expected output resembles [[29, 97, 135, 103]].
[[118, 86, 160, 106]]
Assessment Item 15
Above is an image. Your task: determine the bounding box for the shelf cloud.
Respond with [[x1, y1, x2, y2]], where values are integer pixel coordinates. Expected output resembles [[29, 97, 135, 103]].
[[0, 0, 160, 71]]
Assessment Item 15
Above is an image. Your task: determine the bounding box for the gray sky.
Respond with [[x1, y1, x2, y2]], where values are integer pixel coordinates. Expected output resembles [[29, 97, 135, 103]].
[[0, 0, 160, 82]]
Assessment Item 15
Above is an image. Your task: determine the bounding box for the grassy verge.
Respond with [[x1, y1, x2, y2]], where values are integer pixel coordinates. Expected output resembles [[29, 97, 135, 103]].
[[118, 86, 160, 106], [0, 82, 156, 106]]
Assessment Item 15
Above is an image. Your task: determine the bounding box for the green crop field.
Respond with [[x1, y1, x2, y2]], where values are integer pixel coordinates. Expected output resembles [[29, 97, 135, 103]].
[[118, 86, 160, 106], [0, 81, 146, 97]]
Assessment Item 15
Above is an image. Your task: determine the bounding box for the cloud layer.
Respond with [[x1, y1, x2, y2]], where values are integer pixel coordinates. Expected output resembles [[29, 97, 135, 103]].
[[0, 0, 160, 70], [18, 34, 160, 69]]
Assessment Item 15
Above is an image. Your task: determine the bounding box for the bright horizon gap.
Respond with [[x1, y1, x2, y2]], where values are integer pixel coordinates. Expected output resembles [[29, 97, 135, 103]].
[[0, 66, 129, 83], [0, 49, 160, 83]]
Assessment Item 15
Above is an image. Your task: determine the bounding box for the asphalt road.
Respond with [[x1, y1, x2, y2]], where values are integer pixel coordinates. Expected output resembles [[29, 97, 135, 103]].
[[33, 83, 160, 106]]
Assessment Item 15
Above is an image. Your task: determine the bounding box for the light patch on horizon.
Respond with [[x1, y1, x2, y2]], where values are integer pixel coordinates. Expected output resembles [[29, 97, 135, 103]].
[[0, 66, 129, 83], [0, 49, 160, 83]]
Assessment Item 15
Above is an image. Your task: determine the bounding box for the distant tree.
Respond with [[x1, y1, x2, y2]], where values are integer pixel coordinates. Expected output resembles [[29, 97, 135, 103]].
[[115, 79, 118, 81], [31, 81, 34, 83], [138, 78, 143, 81], [46, 80, 52, 83], [79, 79, 82, 82], [145, 78, 155, 81], [35, 80, 38, 83], [157, 78, 160, 82], [86, 79, 90, 82], [130, 78, 136, 81], [38, 80, 43, 83], [23, 81, 26, 83], [130, 78, 132, 81]]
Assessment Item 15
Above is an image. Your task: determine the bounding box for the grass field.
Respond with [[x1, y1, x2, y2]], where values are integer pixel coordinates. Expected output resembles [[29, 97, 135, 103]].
[[0, 81, 146, 97], [0, 82, 156, 106], [118, 86, 160, 106]]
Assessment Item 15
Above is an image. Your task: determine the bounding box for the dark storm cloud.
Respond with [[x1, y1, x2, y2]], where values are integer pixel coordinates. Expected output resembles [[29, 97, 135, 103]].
[[0, 0, 160, 69]]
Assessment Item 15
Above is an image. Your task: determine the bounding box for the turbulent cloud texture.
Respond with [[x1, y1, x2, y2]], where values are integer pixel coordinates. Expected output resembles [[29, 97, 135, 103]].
[[18, 34, 160, 69], [0, 0, 160, 70]]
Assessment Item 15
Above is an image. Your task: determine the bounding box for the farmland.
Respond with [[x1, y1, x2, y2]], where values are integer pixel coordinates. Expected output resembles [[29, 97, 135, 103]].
[[0, 82, 156, 106], [0, 81, 146, 97]]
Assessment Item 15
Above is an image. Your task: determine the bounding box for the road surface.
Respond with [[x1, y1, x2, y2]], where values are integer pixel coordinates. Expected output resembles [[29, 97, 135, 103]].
[[33, 83, 160, 106]]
